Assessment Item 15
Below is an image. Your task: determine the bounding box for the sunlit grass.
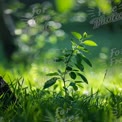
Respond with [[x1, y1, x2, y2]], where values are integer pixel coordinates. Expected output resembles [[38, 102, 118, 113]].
[[0, 58, 121, 95], [0, 60, 122, 122]]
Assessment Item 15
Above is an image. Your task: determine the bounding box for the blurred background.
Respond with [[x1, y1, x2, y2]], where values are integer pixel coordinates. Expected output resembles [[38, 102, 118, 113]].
[[0, 0, 122, 92]]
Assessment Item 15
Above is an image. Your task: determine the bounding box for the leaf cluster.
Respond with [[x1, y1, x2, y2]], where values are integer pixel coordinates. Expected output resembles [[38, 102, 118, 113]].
[[43, 32, 97, 96]]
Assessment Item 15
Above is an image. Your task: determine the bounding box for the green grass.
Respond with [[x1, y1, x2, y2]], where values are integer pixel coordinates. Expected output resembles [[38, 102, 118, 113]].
[[0, 59, 122, 122], [0, 83, 122, 122]]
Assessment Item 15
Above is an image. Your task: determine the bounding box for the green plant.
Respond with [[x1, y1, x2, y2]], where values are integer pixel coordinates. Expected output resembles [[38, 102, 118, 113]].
[[43, 31, 97, 97]]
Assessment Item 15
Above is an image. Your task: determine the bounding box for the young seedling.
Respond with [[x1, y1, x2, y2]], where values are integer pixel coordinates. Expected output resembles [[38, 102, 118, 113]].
[[43, 32, 97, 97]]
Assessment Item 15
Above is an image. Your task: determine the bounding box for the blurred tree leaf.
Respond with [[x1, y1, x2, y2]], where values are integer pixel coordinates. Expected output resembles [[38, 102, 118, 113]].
[[55, 0, 75, 12]]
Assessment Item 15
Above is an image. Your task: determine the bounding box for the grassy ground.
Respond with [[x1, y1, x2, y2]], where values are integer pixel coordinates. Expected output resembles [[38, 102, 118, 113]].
[[0, 81, 122, 122], [0, 60, 122, 122]]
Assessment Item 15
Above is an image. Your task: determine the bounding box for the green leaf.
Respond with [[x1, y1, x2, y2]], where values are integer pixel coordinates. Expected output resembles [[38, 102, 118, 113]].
[[43, 77, 58, 89], [75, 81, 83, 83], [66, 66, 72, 71], [79, 55, 92, 67], [69, 82, 75, 86], [69, 72, 76, 80], [57, 69, 62, 74], [82, 56, 92, 67], [83, 32, 87, 38], [46, 72, 59, 76], [71, 32, 82, 40], [77, 84, 83, 88], [54, 57, 64, 62], [64, 53, 70, 57], [75, 63, 84, 72], [83, 40, 97, 46], [76, 54, 82, 64], [78, 73, 88, 84], [73, 85, 78, 91], [63, 87, 68, 91], [77, 45, 84, 51], [72, 69, 79, 71], [69, 82, 78, 91], [71, 41, 77, 49], [77, 45, 89, 52], [73, 49, 79, 55], [53, 84, 58, 90]]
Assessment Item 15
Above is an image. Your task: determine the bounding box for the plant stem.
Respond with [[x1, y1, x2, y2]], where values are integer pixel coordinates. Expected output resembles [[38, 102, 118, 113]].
[[63, 49, 74, 97], [62, 39, 83, 97]]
